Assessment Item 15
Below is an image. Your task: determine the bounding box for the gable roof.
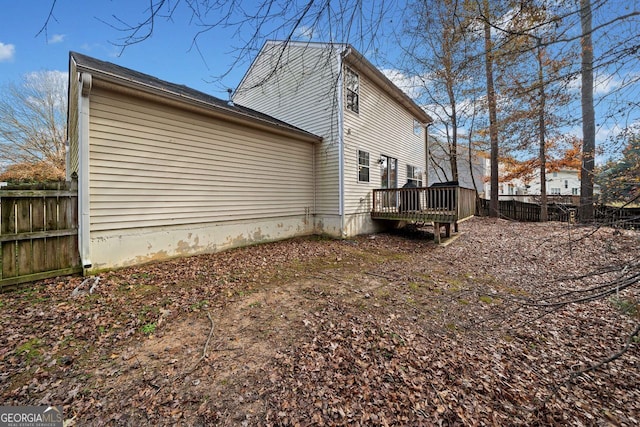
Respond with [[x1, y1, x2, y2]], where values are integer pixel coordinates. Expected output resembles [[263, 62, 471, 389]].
[[239, 40, 432, 125], [69, 51, 321, 142]]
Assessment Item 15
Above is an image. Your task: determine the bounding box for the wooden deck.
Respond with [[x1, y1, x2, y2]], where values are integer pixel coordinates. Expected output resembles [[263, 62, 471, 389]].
[[371, 186, 477, 243]]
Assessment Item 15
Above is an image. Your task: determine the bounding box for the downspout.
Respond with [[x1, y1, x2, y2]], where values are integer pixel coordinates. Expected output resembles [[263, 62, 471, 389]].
[[78, 72, 92, 270], [337, 53, 346, 237], [65, 140, 70, 181], [425, 123, 432, 187], [312, 140, 317, 232]]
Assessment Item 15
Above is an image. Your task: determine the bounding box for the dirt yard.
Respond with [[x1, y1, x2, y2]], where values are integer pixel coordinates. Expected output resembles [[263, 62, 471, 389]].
[[1, 217, 639, 426]]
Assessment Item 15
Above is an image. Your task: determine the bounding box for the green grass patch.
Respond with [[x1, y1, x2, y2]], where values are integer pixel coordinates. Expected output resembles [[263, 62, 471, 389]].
[[610, 296, 638, 317], [479, 295, 494, 304], [141, 323, 157, 335], [190, 300, 210, 311], [16, 338, 43, 362]]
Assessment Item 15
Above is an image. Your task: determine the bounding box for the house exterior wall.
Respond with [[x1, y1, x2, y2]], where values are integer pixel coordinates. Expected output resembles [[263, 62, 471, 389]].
[[545, 169, 581, 196], [233, 42, 342, 234], [497, 168, 580, 199], [85, 84, 315, 271], [341, 63, 427, 236], [235, 42, 432, 238]]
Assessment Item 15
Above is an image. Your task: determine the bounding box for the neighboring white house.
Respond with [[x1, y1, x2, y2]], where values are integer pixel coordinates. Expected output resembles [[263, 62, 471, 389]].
[[484, 164, 582, 203], [233, 41, 432, 237]]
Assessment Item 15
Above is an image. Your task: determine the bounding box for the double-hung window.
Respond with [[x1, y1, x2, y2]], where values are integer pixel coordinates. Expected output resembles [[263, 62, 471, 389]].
[[358, 150, 370, 182], [345, 68, 359, 113], [407, 165, 423, 187]]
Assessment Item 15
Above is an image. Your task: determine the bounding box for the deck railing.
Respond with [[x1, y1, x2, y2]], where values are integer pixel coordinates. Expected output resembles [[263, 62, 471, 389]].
[[372, 186, 477, 223]]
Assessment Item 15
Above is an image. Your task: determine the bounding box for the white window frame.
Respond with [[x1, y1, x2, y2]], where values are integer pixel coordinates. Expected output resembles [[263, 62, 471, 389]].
[[406, 165, 423, 187], [345, 67, 359, 114], [357, 149, 370, 182]]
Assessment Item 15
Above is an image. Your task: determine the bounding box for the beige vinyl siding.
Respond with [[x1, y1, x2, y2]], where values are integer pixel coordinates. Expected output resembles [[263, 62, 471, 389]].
[[88, 86, 314, 232], [67, 60, 79, 174], [342, 67, 426, 215], [234, 42, 341, 215]]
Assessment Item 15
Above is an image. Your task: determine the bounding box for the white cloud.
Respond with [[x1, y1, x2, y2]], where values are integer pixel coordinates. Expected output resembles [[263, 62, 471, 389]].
[[594, 73, 623, 96], [380, 69, 425, 99], [294, 25, 314, 40], [566, 72, 623, 97], [24, 70, 69, 108], [0, 42, 16, 62], [25, 70, 68, 83], [49, 34, 66, 44]]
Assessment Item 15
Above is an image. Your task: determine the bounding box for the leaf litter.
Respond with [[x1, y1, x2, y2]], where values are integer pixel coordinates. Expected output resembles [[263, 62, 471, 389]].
[[0, 217, 638, 425]]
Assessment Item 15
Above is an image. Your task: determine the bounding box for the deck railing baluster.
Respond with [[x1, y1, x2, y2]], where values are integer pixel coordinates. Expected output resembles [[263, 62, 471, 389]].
[[371, 186, 476, 224]]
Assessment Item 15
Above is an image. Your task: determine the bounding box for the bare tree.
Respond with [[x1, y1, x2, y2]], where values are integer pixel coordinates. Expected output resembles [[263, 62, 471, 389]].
[[0, 71, 67, 180], [579, 0, 596, 222], [398, 0, 484, 185], [495, 2, 575, 222], [482, 0, 500, 218]]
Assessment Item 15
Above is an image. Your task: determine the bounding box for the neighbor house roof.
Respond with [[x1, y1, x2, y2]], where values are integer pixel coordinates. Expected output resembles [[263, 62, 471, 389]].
[[69, 51, 322, 142]]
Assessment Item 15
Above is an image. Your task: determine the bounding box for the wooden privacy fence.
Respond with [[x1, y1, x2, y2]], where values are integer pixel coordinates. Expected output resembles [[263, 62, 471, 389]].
[[479, 198, 640, 227], [478, 199, 574, 222], [0, 179, 81, 291]]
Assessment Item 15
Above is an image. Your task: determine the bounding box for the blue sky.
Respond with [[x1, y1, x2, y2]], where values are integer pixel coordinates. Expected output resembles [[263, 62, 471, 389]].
[[1, 0, 638, 161], [0, 0, 258, 96], [0, 0, 404, 96]]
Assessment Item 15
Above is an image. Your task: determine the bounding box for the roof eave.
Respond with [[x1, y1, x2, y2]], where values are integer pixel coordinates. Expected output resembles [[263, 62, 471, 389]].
[[342, 47, 432, 124]]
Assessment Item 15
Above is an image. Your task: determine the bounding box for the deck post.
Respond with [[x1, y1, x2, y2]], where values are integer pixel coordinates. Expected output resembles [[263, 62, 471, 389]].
[[433, 222, 441, 244]]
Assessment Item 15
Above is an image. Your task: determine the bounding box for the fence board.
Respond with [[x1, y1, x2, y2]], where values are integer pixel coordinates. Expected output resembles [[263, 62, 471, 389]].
[[32, 197, 46, 274], [1, 198, 17, 279], [17, 198, 32, 276], [58, 196, 72, 270], [45, 197, 59, 272], [0, 179, 81, 291]]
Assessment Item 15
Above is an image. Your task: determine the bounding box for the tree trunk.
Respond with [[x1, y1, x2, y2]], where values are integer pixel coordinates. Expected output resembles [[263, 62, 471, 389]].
[[579, 0, 595, 222], [484, 0, 499, 218], [537, 42, 548, 222], [448, 87, 459, 183]]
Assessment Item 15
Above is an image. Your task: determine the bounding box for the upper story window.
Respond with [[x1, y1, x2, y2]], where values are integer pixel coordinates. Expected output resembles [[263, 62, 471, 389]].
[[358, 150, 370, 182], [345, 68, 359, 113], [407, 165, 423, 187], [413, 120, 422, 136]]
